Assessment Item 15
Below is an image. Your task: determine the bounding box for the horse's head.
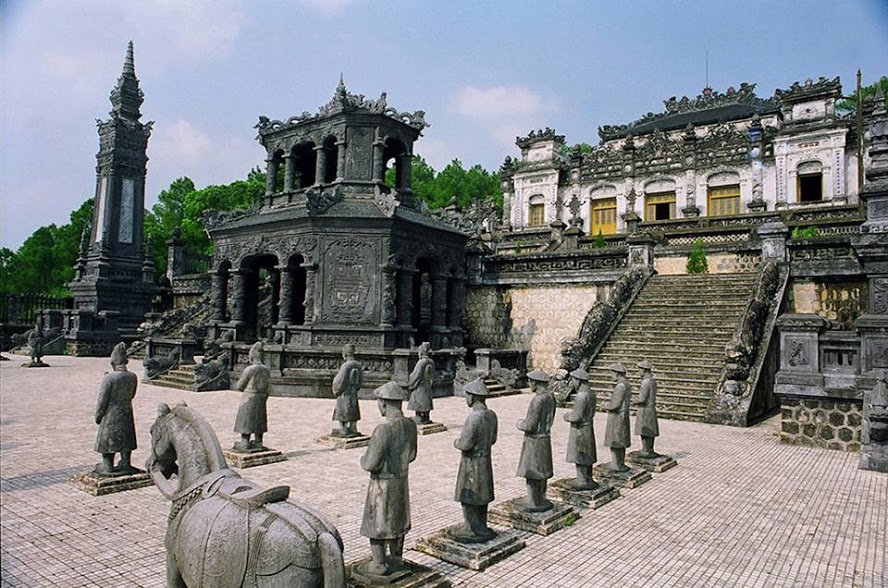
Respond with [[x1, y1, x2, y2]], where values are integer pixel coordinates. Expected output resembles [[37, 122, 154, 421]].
[[147, 403, 180, 499], [146, 401, 230, 501]]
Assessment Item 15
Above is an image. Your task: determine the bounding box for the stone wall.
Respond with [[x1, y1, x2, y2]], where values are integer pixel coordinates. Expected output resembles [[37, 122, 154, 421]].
[[465, 283, 606, 373], [654, 252, 760, 275], [780, 397, 863, 451], [790, 280, 867, 324]]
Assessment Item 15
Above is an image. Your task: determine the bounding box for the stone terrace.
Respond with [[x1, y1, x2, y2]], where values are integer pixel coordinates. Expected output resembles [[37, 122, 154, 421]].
[[1, 356, 885, 587]]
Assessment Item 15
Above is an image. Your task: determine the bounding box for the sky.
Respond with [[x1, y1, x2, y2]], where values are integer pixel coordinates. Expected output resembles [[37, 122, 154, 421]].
[[2, 0, 887, 250]]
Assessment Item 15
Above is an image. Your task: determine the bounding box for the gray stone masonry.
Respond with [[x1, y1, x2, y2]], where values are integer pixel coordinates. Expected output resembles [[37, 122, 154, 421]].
[[1, 355, 886, 587]]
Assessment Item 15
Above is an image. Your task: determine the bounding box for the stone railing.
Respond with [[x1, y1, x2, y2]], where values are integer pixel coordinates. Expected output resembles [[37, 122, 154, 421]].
[[773, 314, 865, 451], [478, 247, 628, 286], [1, 294, 74, 324], [559, 265, 652, 372], [707, 261, 790, 426]]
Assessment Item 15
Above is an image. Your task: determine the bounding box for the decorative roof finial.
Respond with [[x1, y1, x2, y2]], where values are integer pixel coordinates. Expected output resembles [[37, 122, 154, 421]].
[[124, 40, 135, 76]]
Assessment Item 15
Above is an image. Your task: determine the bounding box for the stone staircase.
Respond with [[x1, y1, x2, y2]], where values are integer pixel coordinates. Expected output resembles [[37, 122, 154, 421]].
[[148, 364, 197, 391], [586, 273, 758, 422]]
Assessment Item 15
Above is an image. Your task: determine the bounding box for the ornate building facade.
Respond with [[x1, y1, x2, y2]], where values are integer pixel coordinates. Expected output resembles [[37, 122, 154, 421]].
[[501, 77, 863, 235]]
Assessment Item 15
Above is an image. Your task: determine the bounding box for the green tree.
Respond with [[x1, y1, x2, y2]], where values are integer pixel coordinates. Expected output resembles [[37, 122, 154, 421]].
[[838, 76, 888, 115], [385, 154, 502, 211], [686, 238, 709, 274]]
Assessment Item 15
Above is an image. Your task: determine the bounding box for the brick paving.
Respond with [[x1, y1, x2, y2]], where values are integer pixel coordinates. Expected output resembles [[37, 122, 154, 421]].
[[1, 355, 885, 587]]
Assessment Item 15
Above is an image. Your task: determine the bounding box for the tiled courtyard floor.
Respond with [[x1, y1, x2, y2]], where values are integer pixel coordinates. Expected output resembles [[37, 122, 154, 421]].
[[1, 355, 885, 587]]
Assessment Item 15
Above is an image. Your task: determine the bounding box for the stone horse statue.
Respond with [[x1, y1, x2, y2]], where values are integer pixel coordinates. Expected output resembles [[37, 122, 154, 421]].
[[147, 402, 346, 587]]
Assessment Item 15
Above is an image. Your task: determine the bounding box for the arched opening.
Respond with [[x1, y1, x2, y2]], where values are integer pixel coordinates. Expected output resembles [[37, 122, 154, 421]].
[[412, 258, 435, 343], [280, 254, 307, 326], [269, 149, 285, 193], [383, 137, 408, 190], [528, 194, 546, 226], [322, 136, 338, 183], [797, 160, 823, 203], [291, 142, 316, 189], [237, 254, 280, 342]]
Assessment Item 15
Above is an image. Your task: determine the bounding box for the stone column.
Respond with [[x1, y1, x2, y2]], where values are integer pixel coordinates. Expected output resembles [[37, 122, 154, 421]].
[[277, 266, 294, 325], [336, 139, 346, 182], [396, 268, 416, 328], [372, 136, 385, 182], [314, 147, 327, 186], [381, 263, 397, 328], [265, 157, 279, 196], [397, 153, 412, 191], [283, 154, 296, 192], [211, 270, 229, 322], [627, 231, 655, 269], [758, 221, 790, 263], [229, 268, 249, 326], [301, 262, 317, 325], [431, 274, 448, 330], [747, 115, 767, 212]]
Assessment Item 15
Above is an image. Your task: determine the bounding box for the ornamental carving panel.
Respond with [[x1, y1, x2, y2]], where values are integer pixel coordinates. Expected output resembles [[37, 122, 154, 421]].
[[873, 278, 888, 315], [347, 126, 373, 180], [320, 237, 379, 324]]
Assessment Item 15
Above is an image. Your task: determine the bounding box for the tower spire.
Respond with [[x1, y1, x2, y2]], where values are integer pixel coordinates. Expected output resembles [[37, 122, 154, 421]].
[[109, 41, 143, 120]]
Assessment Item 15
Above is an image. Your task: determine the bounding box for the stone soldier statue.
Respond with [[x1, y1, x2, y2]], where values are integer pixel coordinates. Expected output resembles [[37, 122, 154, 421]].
[[94, 342, 138, 475], [516, 369, 556, 512], [331, 343, 363, 437], [563, 368, 598, 489], [450, 378, 498, 543], [407, 341, 435, 424], [603, 363, 631, 471], [233, 341, 271, 452], [27, 324, 45, 366], [360, 381, 418, 576], [633, 360, 661, 457]]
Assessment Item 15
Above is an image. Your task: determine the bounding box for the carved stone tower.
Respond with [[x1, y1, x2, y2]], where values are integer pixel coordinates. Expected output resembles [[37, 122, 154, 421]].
[[68, 42, 157, 348]]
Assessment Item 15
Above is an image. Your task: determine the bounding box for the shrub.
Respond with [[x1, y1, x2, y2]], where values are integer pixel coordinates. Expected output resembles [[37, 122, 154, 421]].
[[686, 238, 709, 274]]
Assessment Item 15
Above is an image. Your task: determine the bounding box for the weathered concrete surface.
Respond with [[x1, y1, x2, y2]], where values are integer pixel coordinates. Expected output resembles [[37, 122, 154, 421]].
[[1, 356, 886, 587]]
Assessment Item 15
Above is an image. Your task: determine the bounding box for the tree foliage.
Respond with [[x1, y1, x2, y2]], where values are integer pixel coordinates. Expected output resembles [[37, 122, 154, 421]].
[[386, 154, 502, 211], [686, 238, 709, 274], [838, 76, 888, 115], [0, 198, 94, 296]]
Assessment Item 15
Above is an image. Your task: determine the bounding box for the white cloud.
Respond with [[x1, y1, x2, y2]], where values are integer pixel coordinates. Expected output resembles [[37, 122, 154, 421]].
[[152, 120, 214, 164], [450, 84, 557, 151], [299, 0, 359, 17]]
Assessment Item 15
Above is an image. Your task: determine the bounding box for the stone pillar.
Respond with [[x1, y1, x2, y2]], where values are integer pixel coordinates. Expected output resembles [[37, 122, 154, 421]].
[[165, 229, 185, 280], [283, 154, 296, 192], [682, 124, 701, 216], [335, 139, 346, 181], [627, 231, 655, 269], [396, 268, 416, 328], [758, 221, 790, 263], [301, 262, 317, 325], [372, 136, 384, 182], [314, 146, 327, 186], [265, 157, 279, 196], [229, 268, 249, 326], [747, 115, 767, 212], [277, 267, 294, 325], [397, 153, 412, 191], [430, 275, 448, 330], [211, 270, 229, 322], [381, 263, 397, 328]]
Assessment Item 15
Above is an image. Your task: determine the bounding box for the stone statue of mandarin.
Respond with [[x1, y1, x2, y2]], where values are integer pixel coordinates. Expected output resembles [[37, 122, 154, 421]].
[[633, 360, 661, 457], [331, 343, 363, 437], [360, 381, 418, 576], [233, 341, 271, 452], [407, 342, 435, 424], [563, 368, 598, 489], [516, 369, 556, 512], [450, 378, 498, 543], [94, 342, 139, 475], [603, 363, 631, 471]]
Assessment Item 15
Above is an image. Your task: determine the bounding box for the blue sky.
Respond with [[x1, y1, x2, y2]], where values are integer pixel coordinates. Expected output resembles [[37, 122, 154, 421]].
[[2, 0, 887, 250]]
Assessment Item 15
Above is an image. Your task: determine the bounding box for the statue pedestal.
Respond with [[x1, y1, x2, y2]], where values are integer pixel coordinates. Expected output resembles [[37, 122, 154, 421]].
[[548, 478, 620, 509], [21, 361, 50, 368], [592, 463, 652, 489], [316, 434, 372, 449], [68, 468, 152, 496], [488, 497, 577, 536], [346, 557, 450, 587], [223, 448, 286, 468], [415, 525, 525, 571], [416, 422, 447, 436], [626, 451, 677, 473], [860, 443, 888, 473]]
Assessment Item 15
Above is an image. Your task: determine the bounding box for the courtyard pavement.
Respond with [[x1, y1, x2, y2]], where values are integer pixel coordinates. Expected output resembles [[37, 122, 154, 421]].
[[1, 355, 885, 587]]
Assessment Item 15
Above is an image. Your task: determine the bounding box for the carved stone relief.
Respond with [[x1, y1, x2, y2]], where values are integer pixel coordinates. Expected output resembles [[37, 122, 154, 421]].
[[320, 237, 378, 324]]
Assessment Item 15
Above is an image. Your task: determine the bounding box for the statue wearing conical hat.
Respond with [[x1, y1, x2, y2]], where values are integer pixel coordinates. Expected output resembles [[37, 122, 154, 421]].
[[563, 368, 598, 489], [407, 342, 436, 424], [603, 362, 631, 471], [633, 360, 660, 457], [94, 342, 139, 476], [359, 381, 418, 577], [516, 369, 556, 512], [233, 342, 271, 452], [332, 343, 363, 437], [450, 378, 498, 543]]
